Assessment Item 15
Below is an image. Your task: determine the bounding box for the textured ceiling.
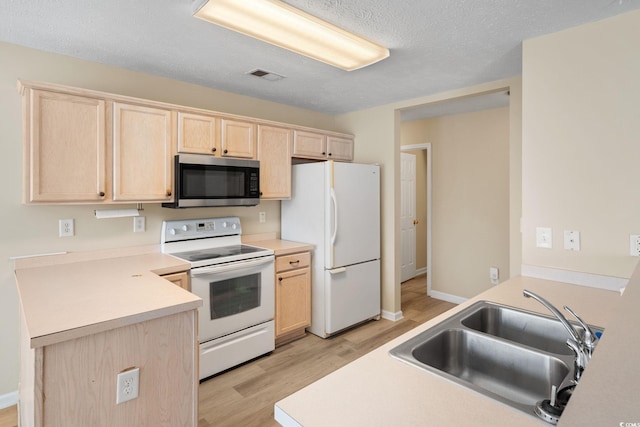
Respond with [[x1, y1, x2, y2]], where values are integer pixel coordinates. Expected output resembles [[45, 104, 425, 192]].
[[1, 0, 639, 117]]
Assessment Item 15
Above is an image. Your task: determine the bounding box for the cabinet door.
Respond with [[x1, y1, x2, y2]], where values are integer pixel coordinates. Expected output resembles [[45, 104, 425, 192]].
[[258, 125, 292, 200], [327, 136, 354, 162], [177, 111, 218, 155], [292, 130, 326, 160], [220, 118, 255, 158], [27, 90, 107, 202], [275, 266, 311, 337], [162, 272, 190, 291], [113, 103, 174, 201]]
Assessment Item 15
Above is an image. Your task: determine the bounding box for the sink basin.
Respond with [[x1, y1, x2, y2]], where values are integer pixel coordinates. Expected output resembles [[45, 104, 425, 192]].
[[461, 302, 603, 355], [389, 301, 603, 421], [395, 328, 570, 409]]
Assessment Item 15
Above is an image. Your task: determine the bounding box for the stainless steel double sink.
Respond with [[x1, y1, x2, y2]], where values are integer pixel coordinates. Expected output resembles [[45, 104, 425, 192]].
[[389, 301, 603, 421]]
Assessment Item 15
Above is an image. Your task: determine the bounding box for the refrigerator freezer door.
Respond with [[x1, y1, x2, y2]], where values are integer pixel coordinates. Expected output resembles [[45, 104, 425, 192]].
[[325, 260, 380, 335], [326, 162, 380, 269]]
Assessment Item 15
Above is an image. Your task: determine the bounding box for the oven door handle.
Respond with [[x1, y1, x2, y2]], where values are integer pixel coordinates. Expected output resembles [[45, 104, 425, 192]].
[[191, 256, 274, 276]]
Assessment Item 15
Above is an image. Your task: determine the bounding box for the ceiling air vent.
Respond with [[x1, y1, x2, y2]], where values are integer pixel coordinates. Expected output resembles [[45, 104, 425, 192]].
[[247, 69, 286, 82]]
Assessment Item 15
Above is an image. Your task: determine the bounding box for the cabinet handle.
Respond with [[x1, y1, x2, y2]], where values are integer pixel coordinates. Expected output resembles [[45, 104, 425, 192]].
[[212, 147, 217, 153], [279, 277, 283, 282], [223, 149, 228, 154], [98, 191, 105, 197], [322, 152, 326, 155], [289, 260, 300, 266], [166, 190, 172, 197], [328, 153, 332, 156]]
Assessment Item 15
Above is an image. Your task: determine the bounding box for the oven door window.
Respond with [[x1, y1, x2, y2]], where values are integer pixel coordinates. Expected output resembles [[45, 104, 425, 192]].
[[209, 273, 261, 319]]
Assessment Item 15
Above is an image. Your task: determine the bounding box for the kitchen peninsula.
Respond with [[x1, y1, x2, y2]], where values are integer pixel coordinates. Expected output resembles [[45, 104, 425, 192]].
[[14, 246, 201, 427], [275, 266, 640, 426]]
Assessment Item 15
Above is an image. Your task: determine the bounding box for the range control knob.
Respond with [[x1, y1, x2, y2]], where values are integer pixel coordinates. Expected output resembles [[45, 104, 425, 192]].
[[222, 221, 228, 228], [169, 228, 177, 236], [231, 223, 237, 230], [181, 225, 188, 232]]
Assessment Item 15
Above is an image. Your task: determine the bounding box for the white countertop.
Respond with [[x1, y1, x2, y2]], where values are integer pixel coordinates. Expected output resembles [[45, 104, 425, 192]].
[[14, 247, 201, 348], [275, 274, 634, 426]]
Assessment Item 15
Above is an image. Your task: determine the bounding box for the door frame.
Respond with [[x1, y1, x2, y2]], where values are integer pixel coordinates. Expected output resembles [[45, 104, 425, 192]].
[[401, 143, 432, 295]]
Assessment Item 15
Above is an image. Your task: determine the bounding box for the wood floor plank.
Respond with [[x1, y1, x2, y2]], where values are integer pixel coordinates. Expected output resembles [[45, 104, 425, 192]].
[[0, 274, 456, 427]]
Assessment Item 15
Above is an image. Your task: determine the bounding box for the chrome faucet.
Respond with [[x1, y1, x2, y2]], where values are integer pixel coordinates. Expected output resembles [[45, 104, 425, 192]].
[[523, 290, 600, 424], [522, 290, 598, 381]]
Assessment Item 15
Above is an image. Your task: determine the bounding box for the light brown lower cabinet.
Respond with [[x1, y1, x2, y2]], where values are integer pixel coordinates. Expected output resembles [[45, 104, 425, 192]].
[[275, 251, 311, 346], [162, 271, 191, 291], [19, 310, 199, 427]]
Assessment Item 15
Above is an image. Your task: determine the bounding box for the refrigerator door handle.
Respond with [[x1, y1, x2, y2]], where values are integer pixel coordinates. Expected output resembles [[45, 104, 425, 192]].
[[330, 187, 338, 246], [328, 267, 346, 274]]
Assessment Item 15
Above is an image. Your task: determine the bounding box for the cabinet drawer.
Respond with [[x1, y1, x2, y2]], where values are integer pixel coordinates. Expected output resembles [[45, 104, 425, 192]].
[[275, 252, 310, 273]]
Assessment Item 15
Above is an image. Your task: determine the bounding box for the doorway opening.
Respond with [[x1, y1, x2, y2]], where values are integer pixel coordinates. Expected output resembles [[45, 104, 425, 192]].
[[400, 143, 431, 296]]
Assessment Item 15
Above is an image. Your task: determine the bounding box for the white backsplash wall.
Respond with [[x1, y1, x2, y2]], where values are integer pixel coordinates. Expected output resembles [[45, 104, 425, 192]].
[[6, 201, 281, 259]]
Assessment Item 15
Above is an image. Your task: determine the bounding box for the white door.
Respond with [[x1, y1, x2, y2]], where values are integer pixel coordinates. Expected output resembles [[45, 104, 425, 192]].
[[326, 162, 380, 269], [401, 152, 417, 282]]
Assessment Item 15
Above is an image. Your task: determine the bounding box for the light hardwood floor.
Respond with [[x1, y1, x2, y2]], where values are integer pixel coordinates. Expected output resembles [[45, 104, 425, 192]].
[[0, 274, 455, 427]]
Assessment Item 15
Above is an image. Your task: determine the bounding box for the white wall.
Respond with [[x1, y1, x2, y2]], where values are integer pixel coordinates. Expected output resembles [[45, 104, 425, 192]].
[[402, 107, 511, 299], [0, 41, 340, 398], [336, 77, 521, 316], [521, 10, 640, 278]]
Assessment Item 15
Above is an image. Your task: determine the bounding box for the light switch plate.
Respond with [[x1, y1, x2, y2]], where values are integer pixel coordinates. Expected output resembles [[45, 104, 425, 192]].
[[536, 227, 552, 249]]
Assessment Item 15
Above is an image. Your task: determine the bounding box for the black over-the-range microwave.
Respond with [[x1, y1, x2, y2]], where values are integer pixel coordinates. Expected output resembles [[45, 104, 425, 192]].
[[162, 154, 260, 208]]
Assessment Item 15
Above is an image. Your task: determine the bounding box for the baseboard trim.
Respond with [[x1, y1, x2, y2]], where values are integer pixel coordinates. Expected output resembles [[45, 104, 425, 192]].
[[521, 265, 628, 293], [415, 267, 428, 276], [381, 310, 404, 322], [429, 291, 467, 305], [0, 390, 18, 409]]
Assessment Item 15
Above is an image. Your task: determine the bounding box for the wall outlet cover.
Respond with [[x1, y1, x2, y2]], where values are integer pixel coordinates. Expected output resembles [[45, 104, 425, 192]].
[[630, 235, 640, 257], [563, 230, 580, 251], [133, 216, 145, 233], [59, 219, 74, 237], [116, 367, 139, 404]]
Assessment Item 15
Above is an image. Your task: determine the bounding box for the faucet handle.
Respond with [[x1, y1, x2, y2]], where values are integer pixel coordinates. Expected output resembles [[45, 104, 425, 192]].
[[563, 305, 598, 351]]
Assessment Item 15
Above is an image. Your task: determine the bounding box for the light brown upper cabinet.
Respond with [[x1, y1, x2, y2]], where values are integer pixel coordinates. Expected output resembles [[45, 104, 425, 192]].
[[257, 125, 292, 200], [327, 136, 354, 161], [20, 80, 355, 205], [220, 118, 256, 158], [293, 130, 354, 162], [24, 89, 107, 202], [177, 111, 218, 155], [292, 130, 327, 160], [112, 102, 174, 202]]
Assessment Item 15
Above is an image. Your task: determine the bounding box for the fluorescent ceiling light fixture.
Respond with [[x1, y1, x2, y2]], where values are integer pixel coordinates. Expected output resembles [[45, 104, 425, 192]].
[[194, 0, 390, 71]]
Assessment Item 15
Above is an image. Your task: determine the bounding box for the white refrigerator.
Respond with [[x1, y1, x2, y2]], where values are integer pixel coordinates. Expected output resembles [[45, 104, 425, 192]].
[[281, 161, 381, 338]]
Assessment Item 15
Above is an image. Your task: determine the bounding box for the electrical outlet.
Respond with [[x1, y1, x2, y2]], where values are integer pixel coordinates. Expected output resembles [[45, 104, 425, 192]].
[[116, 367, 139, 404], [59, 219, 74, 237], [133, 216, 145, 233], [489, 267, 499, 285], [630, 235, 640, 256], [259, 212, 266, 223], [563, 230, 580, 251]]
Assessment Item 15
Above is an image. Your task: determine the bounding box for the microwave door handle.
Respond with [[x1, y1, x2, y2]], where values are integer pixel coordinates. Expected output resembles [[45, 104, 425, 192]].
[[190, 256, 273, 276]]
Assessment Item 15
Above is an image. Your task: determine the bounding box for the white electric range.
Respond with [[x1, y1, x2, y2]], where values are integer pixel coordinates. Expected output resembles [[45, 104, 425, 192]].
[[161, 216, 275, 380]]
